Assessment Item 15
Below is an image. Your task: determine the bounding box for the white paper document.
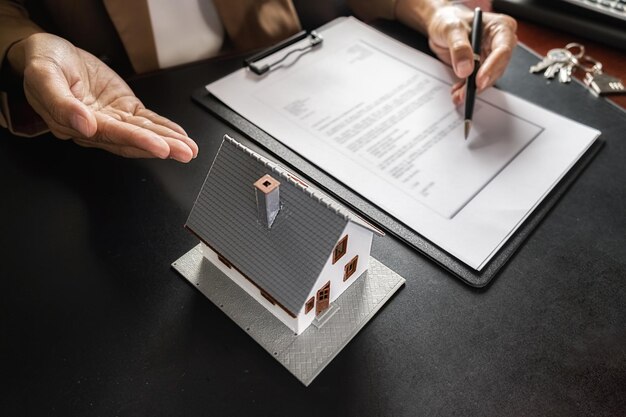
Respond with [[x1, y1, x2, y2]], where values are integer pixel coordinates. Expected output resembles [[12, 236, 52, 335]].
[[207, 17, 600, 270]]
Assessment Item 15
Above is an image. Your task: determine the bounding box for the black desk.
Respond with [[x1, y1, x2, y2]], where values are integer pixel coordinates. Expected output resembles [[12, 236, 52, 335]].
[[2, 24, 624, 417]]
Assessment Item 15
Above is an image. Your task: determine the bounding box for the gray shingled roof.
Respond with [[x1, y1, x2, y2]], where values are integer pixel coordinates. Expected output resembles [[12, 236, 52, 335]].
[[186, 135, 370, 315]]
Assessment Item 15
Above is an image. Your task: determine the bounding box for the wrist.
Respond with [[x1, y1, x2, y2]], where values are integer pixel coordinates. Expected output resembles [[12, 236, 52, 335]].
[[6, 36, 33, 75]]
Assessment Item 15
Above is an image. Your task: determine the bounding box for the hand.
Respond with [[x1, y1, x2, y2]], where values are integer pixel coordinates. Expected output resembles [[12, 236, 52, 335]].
[[7, 33, 198, 161], [395, 2, 517, 105], [427, 6, 517, 104]]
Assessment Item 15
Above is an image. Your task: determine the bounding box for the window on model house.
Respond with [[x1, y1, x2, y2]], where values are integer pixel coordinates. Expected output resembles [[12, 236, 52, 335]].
[[305, 297, 315, 314], [332, 235, 348, 264], [343, 255, 359, 281]]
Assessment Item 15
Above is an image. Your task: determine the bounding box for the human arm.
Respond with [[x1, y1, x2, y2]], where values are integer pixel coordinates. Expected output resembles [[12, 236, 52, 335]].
[[1, 1, 197, 161]]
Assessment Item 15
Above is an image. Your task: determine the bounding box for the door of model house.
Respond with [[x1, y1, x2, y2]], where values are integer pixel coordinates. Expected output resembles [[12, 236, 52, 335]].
[[316, 281, 330, 315]]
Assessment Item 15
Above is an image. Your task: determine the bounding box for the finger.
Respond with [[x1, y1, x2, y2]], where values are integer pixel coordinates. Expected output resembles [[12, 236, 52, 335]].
[[73, 139, 156, 159], [477, 17, 517, 89], [94, 113, 170, 159], [23, 62, 97, 137], [124, 116, 194, 162], [76, 137, 193, 162], [428, 39, 453, 67], [452, 87, 465, 106], [451, 80, 465, 92], [137, 108, 188, 136], [444, 25, 474, 78], [163, 137, 194, 163], [477, 44, 514, 91], [124, 115, 198, 159]]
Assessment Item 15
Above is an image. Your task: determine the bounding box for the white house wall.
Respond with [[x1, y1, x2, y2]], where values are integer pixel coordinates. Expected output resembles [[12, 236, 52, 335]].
[[297, 222, 374, 332], [200, 243, 299, 334]]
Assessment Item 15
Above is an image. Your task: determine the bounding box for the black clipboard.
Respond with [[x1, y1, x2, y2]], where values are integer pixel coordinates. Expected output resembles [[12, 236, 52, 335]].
[[192, 21, 604, 288]]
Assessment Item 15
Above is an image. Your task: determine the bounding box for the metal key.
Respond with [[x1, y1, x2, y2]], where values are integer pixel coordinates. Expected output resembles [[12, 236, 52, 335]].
[[558, 58, 577, 83], [544, 61, 564, 79], [558, 43, 584, 83], [529, 48, 573, 74]]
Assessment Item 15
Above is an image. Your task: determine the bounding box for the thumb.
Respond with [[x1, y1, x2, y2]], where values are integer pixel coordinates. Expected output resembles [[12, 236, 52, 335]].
[[67, 100, 97, 138], [445, 25, 475, 79]]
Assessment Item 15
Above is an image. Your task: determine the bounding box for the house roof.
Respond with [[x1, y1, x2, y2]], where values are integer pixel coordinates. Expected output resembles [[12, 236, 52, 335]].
[[186, 135, 381, 315]]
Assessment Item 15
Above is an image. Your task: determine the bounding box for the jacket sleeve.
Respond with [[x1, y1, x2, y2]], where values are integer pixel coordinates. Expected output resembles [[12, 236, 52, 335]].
[[0, 0, 45, 136], [347, 0, 397, 21], [213, 0, 302, 51]]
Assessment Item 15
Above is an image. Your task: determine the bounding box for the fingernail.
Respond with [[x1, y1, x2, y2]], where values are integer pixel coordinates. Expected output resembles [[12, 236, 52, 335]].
[[71, 114, 91, 137], [456, 60, 472, 78]]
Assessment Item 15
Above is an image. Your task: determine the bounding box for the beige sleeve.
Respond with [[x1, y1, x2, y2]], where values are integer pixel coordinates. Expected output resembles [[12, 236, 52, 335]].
[[0, 0, 45, 135], [347, 0, 398, 21]]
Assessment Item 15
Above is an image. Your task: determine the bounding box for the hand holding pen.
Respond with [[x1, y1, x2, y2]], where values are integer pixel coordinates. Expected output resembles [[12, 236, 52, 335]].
[[394, 2, 518, 105]]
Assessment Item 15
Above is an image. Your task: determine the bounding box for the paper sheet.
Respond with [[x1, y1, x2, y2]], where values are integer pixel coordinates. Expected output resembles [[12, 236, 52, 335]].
[[207, 17, 599, 270]]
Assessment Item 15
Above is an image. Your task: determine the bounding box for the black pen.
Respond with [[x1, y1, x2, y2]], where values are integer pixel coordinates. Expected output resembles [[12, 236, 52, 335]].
[[464, 7, 482, 140]]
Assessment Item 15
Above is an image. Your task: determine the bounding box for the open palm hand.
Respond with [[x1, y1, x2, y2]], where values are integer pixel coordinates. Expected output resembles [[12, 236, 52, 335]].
[[11, 33, 198, 161]]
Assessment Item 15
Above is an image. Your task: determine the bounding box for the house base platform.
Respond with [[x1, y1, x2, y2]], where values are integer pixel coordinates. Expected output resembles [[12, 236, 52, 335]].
[[172, 244, 406, 386]]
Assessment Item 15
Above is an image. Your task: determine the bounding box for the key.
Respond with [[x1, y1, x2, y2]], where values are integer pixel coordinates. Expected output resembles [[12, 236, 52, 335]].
[[544, 61, 564, 79], [530, 55, 555, 74], [555, 43, 585, 83], [558, 58, 577, 83], [529, 48, 573, 73], [584, 72, 626, 96]]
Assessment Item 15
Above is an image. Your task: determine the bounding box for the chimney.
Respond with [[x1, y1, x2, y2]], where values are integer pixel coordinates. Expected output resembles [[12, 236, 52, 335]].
[[254, 174, 281, 228]]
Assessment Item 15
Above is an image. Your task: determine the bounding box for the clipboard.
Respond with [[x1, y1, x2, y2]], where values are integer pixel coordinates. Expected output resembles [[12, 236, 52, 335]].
[[192, 20, 604, 288]]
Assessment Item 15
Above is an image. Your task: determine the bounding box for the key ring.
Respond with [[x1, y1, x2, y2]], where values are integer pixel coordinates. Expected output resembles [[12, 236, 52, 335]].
[[576, 55, 603, 74], [565, 42, 585, 59]]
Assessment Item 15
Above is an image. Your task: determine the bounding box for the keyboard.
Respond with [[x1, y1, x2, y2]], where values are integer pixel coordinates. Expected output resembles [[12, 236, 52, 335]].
[[493, 0, 626, 51], [560, 0, 626, 21]]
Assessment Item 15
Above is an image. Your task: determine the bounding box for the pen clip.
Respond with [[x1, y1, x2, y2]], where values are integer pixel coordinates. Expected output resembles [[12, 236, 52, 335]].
[[244, 31, 323, 76]]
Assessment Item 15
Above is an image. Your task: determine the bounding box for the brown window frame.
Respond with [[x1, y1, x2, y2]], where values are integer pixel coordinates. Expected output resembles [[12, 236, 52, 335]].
[[343, 255, 359, 281], [332, 235, 348, 264], [305, 297, 315, 314]]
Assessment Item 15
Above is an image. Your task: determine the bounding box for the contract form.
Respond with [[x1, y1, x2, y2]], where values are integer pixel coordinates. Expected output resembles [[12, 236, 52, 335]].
[[206, 17, 599, 271]]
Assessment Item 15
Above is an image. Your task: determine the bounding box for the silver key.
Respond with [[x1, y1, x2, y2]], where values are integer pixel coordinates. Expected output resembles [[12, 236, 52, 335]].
[[585, 72, 626, 96], [544, 62, 564, 79], [558, 58, 577, 83], [529, 48, 572, 74]]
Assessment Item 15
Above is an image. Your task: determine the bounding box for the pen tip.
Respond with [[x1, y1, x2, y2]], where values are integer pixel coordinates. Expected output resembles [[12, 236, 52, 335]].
[[464, 120, 471, 139]]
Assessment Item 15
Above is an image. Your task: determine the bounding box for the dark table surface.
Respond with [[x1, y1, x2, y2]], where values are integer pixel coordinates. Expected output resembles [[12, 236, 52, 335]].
[[1, 22, 625, 417]]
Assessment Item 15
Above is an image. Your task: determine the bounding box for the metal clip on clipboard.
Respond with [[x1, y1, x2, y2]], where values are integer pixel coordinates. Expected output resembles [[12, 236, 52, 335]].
[[243, 31, 323, 75]]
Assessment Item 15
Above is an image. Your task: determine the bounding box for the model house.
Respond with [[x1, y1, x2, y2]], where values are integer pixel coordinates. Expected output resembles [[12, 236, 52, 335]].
[[185, 135, 384, 335]]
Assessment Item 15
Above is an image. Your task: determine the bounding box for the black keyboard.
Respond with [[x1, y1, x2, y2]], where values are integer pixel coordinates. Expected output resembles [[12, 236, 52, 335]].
[[493, 0, 626, 51], [561, 0, 626, 21]]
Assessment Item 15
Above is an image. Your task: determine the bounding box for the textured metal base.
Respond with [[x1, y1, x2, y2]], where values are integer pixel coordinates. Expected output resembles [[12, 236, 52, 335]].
[[172, 244, 405, 386]]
